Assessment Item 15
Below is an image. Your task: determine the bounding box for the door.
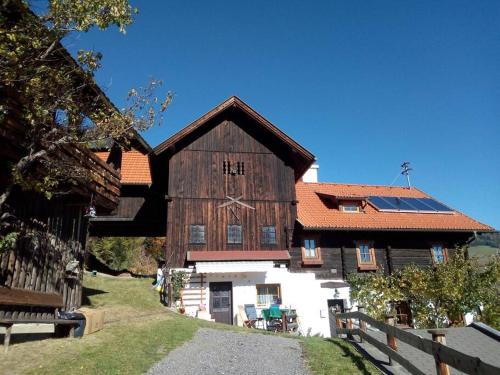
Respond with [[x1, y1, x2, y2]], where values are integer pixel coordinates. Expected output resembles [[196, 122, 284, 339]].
[[209, 282, 233, 324]]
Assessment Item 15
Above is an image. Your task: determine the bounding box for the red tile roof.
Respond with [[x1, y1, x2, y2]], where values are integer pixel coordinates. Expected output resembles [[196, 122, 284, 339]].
[[94, 150, 152, 185], [95, 151, 110, 163], [187, 250, 290, 261], [121, 151, 151, 185], [296, 181, 493, 232]]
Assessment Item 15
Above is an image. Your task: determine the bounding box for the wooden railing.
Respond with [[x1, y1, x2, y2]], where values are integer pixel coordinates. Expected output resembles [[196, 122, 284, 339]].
[[334, 309, 500, 375]]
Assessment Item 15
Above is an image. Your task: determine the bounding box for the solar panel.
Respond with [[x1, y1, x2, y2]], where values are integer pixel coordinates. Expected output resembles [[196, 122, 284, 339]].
[[399, 197, 434, 211], [367, 196, 396, 210], [367, 196, 453, 213], [380, 197, 418, 211], [418, 198, 453, 212]]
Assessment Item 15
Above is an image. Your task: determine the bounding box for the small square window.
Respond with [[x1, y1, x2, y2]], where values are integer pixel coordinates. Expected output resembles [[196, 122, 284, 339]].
[[189, 225, 205, 244], [431, 245, 447, 264], [356, 241, 377, 270], [261, 226, 277, 245], [227, 225, 242, 244]]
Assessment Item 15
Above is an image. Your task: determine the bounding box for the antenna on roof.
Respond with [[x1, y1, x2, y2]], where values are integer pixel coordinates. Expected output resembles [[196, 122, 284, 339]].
[[401, 162, 412, 189]]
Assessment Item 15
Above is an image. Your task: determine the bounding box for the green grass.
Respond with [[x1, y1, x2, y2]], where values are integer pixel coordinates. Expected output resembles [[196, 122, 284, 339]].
[[3, 273, 378, 375], [301, 337, 379, 375]]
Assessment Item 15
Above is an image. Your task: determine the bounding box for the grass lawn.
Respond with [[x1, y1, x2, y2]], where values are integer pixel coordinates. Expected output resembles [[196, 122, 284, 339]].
[[2, 273, 378, 375]]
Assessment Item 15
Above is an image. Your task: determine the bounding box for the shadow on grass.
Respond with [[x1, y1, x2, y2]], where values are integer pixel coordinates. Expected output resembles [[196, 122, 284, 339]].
[[327, 338, 390, 375], [81, 286, 108, 306]]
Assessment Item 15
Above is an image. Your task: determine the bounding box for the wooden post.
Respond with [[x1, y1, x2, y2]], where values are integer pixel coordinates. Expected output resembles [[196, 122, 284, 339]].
[[282, 311, 287, 333], [428, 329, 450, 375], [346, 307, 353, 340], [335, 307, 342, 333], [358, 306, 366, 343], [385, 315, 397, 365], [3, 324, 13, 353]]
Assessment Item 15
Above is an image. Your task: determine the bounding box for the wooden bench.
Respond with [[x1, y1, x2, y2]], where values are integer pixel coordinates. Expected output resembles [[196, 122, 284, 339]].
[[0, 287, 80, 352]]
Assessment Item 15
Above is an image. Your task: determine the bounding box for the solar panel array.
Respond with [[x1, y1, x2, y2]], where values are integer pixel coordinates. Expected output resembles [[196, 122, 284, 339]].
[[367, 196, 453, 213]]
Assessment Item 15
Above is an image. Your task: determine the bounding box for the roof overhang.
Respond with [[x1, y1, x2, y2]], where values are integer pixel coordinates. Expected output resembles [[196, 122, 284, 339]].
[[195, 261, 274, 273], [299, 225, 492, 233], [186, 250, 290, 262], [152, 96, 315, 180]]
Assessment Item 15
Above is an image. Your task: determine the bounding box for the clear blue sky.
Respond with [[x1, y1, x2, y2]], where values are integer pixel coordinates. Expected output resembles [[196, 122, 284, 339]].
[[63, 0, 499, 229]]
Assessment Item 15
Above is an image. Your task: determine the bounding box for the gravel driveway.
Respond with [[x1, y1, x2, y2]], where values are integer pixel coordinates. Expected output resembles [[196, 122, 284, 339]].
[[145, 328, 310, 375]]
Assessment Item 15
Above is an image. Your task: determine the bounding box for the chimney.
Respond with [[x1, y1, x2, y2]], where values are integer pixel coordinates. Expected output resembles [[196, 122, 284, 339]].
[[302, 164, 319, 183]]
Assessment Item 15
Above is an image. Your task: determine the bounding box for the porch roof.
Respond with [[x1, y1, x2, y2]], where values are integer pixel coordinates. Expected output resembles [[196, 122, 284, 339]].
[[195, 261, 274, 273], [187, 250, 290, 262]]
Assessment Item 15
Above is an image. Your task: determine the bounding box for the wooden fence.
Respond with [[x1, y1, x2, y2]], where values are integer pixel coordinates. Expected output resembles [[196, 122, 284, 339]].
[[334, 310, 500, 375]]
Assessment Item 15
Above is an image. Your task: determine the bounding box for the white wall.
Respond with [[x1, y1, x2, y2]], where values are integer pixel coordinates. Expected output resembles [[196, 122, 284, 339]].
[[194, 268, 351, 337], [301, 164, 319, 183]]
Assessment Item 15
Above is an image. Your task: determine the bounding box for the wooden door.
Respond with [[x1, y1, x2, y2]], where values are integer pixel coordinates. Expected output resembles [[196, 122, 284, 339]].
[[209, 282, 233, 324]]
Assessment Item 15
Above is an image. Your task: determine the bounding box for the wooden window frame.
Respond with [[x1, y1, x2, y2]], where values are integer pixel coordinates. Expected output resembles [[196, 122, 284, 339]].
[[227, 224, 242, 244], [355, 241, 377, 271], [189, 224, 206, 244], [430, 244, 448, 265], [301, 236, 323, 265], [261, 225, 277, 245], [256, 283, 281, 307]]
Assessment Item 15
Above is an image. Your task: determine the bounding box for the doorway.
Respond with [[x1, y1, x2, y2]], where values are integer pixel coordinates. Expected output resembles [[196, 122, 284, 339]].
[[209, 282, 233, 324]]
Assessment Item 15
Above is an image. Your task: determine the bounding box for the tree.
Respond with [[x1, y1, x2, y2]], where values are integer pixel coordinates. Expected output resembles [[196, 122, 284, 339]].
[[0, 0, 171, 247], [348, 248, 500, 329]]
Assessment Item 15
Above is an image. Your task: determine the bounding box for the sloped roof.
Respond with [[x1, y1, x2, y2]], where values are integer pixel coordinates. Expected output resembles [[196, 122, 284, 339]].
[[121, 151, 152, 184], [95, 150, 152, 185], [296, 181, 494, 232], [153, 96, 315, 180]]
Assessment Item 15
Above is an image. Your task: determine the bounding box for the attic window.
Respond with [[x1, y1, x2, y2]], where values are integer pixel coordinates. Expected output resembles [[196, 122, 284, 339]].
[[223, 161, 245, 175], [341, 202, 360, 213]]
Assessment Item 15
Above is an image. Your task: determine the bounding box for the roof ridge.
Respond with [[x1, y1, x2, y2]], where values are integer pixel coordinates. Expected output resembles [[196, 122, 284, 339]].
[[301, 181, 422, 190]]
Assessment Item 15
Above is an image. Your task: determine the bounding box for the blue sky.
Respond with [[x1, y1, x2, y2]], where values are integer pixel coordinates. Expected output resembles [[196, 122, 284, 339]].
[[62, 0, 499, 229]]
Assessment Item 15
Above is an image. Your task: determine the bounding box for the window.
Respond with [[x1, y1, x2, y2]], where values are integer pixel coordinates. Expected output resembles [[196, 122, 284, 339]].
[[304, 239, 317, 257], [261, 226, 277, 245], [256, 284, 281, 306], [341, 203, 360, 212], [227, 225, 242, 244], [189, 225, 205, 244], [431, 244, 447, 264], [301, 238, 323, 265], [223, 161, 245, 175], [356, 241, 377, 270]]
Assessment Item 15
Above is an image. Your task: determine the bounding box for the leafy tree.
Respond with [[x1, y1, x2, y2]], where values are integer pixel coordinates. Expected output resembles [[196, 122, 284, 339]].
[[348, 248, 500, 328], [0, 0, 171, 247]]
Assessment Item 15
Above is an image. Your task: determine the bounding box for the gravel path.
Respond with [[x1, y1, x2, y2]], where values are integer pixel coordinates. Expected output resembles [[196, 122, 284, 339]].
[[145, 328, 310, 375]]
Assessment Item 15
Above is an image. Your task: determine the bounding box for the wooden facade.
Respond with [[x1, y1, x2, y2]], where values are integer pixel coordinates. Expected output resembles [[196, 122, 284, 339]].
[[161, 109, 309, 267], [290, 228, 471, 279], [0, 191, 88, 317]]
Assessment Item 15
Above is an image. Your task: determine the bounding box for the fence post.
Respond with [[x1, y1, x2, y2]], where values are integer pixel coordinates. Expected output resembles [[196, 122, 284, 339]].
[[385, 315, 397, 365], [335, 307, 342, 335], [428, 329, 450, 375], [358, 306, 366, 342], [345, 307, 354, 340]]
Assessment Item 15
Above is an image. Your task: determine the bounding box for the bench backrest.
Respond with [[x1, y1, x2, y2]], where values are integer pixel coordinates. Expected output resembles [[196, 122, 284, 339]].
[[0, 287, 64, 308]]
